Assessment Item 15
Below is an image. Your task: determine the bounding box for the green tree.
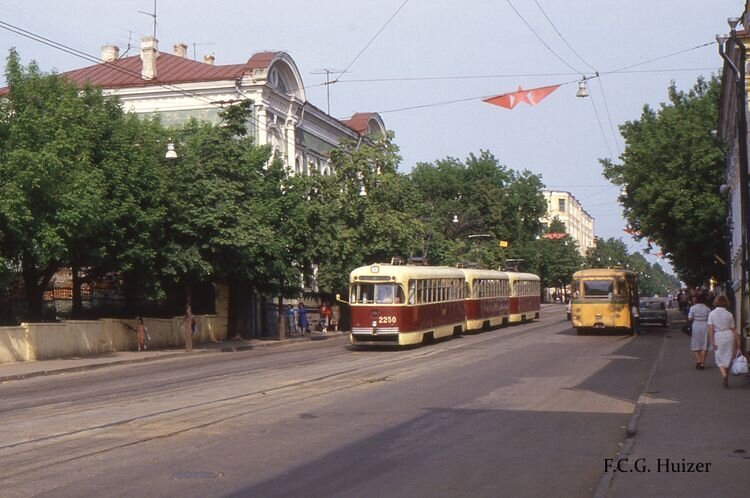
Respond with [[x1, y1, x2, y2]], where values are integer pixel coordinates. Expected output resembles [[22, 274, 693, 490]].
[[318, 132, 422, 293], [601, 77, 726, 285], [584, 237, 631, 269], [410, 150, 546, 269], [160, 101, 278, 304], [0, 50, 150, 319]]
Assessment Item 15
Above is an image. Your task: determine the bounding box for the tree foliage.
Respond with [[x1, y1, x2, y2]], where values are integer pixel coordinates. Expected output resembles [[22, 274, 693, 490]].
[[601, 77, 725, 285], [0, 50, 152, 318], [410, 150, 547, 270]]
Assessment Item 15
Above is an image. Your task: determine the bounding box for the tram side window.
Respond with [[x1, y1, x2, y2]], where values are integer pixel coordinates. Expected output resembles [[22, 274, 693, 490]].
[[408, 281, 416, 305]]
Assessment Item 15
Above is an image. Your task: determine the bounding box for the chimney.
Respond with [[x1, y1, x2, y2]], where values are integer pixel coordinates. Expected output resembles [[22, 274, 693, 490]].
[[140, 36, 159, 80], [173, 43, 188, 58], [203, 54, 215, 65], [101, 45, 120, 62]]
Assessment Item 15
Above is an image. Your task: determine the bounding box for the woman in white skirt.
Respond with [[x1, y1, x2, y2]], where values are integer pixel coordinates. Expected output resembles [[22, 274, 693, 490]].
[[687, 293, 711, 369], [707, 295, 741, 388]]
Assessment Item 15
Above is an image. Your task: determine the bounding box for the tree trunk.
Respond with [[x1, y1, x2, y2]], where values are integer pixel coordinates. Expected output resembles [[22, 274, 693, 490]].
[[21, 253, 56, 322], [71, 262, 82, 318], [277, 291, 286, 341]]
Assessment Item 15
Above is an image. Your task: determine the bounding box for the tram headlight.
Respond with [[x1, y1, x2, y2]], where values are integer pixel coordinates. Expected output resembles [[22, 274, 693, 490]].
[[371, 320, 378, 328]]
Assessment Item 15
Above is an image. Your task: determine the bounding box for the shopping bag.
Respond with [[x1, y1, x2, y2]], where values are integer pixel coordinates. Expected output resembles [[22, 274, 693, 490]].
[[681, 323, 692, 336], [730, 352, 748, 375]]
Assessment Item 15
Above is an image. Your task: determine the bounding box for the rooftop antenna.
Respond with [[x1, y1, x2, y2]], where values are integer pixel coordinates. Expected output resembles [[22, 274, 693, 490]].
[[138, 0, 157, 39], [192, 42, 216, 60], [311, 68, 347, 114]]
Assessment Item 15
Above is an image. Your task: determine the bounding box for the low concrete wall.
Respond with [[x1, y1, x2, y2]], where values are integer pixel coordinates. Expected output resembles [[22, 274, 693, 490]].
[[0, 314, 227, 364]]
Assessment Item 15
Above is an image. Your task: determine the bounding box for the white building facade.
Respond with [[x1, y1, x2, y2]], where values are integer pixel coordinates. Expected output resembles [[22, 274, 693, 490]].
[[540, 190, 595, 256], [64, 37, 386, 175]]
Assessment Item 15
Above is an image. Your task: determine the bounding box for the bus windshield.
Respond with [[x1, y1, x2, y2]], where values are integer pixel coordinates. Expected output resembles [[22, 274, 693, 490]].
[[350, 283, 405, 304], [583, 279, 614, 298]]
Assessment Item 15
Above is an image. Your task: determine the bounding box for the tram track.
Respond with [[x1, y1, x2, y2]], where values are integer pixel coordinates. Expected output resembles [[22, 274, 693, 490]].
[[0, 312, 570, 485]]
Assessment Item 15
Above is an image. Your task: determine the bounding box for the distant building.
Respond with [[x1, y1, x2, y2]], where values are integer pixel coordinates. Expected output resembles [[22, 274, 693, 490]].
[[540, 190, 595, 256], [61, 36, 386, 175]]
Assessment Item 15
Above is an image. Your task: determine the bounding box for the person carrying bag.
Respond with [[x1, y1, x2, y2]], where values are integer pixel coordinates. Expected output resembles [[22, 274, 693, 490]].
[[730, 351, 748, 375]]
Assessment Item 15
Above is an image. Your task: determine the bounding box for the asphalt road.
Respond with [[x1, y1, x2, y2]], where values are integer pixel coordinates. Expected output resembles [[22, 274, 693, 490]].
[[0, 305, 664, 497]]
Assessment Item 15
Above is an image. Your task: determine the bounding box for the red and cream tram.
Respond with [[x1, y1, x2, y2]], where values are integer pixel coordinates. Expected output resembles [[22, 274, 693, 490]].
[[346, 263, 540, 347], [348, 264, 466, 346], [508, 272, 541, 323], [460, 268, 510, 332]]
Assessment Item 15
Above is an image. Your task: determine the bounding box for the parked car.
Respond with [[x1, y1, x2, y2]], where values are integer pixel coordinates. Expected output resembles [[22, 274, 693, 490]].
[[639, 297, 668, 326]]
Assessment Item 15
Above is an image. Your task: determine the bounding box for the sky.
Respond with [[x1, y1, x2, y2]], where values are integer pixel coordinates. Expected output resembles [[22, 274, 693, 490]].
[[0, 1, 743, 274]]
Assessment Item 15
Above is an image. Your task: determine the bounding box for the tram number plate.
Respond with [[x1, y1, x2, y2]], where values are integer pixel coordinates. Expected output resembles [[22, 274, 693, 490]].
[[378, 316, 397, 324]]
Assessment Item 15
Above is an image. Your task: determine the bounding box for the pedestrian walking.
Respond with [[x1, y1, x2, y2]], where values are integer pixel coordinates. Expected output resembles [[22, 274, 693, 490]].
[[631, 303, 641, 337], [297, 302, 309, 335], [319, 302, 331, 332], [286, 302, 299, 336], [687, 293, 710, 370], [331, 303, 340, 332], [707, 295, 741, 388], [135, 316, 146, 352], [180, 304, 194, 352]]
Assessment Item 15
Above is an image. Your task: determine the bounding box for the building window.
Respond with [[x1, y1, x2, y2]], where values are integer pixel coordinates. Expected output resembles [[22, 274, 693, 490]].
[[558, 198, 566, 213]]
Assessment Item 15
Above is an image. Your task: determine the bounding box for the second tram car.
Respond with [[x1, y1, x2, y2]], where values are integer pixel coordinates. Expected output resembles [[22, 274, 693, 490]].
[[461, 268, 510, 331]]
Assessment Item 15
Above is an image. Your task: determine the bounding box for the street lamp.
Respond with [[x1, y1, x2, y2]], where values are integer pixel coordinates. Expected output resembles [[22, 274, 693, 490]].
[[165, 140, 177, 160], [576, 79, 589, 98]]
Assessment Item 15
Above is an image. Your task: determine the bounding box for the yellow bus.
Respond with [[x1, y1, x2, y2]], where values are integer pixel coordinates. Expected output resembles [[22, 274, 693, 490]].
[[569, 268, 638, 334]]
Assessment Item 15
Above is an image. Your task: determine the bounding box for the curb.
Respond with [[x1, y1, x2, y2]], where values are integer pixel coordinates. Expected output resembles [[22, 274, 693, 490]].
[[593, 328, 669, 498], [0, 350, 207, 383], [0, 332, 350, 383]]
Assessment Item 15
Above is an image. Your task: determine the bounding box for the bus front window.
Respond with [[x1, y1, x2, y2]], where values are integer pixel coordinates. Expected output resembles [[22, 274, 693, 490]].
[[583, 279, 614, 298]]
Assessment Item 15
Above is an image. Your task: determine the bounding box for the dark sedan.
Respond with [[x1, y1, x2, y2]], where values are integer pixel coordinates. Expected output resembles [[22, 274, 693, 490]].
[[639, 297, 668, 326]]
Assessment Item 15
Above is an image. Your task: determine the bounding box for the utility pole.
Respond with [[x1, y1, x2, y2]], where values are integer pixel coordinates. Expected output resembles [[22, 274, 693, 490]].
[[311, 68, 346, 115]]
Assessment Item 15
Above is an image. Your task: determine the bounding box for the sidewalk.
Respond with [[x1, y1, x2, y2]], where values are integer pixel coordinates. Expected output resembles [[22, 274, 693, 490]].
[[0, 330, 346, 383], [598, 315, 750, 497]]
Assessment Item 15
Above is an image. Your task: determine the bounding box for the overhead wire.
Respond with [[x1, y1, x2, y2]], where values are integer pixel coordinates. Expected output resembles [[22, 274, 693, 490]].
[[505, 0, 582, 73], [532, 0, 596, 73], [312, 67, 718, 88], [331, 0, 410, 85]]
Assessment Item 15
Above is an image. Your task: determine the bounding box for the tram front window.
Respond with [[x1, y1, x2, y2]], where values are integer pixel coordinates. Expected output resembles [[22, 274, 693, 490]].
[[350, 283, 405, 304]]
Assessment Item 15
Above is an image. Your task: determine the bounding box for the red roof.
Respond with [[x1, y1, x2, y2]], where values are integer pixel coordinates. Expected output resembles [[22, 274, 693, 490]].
[[340, 112, 378, 134], [60, 51, 286, 90]]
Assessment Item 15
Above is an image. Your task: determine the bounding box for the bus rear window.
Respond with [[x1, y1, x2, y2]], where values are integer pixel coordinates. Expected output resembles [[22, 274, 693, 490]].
[[583, 279, 613, 297]]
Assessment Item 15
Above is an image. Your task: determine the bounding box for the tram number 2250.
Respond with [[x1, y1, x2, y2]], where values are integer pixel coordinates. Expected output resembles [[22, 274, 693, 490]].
[[378, 316, 397, 324]]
